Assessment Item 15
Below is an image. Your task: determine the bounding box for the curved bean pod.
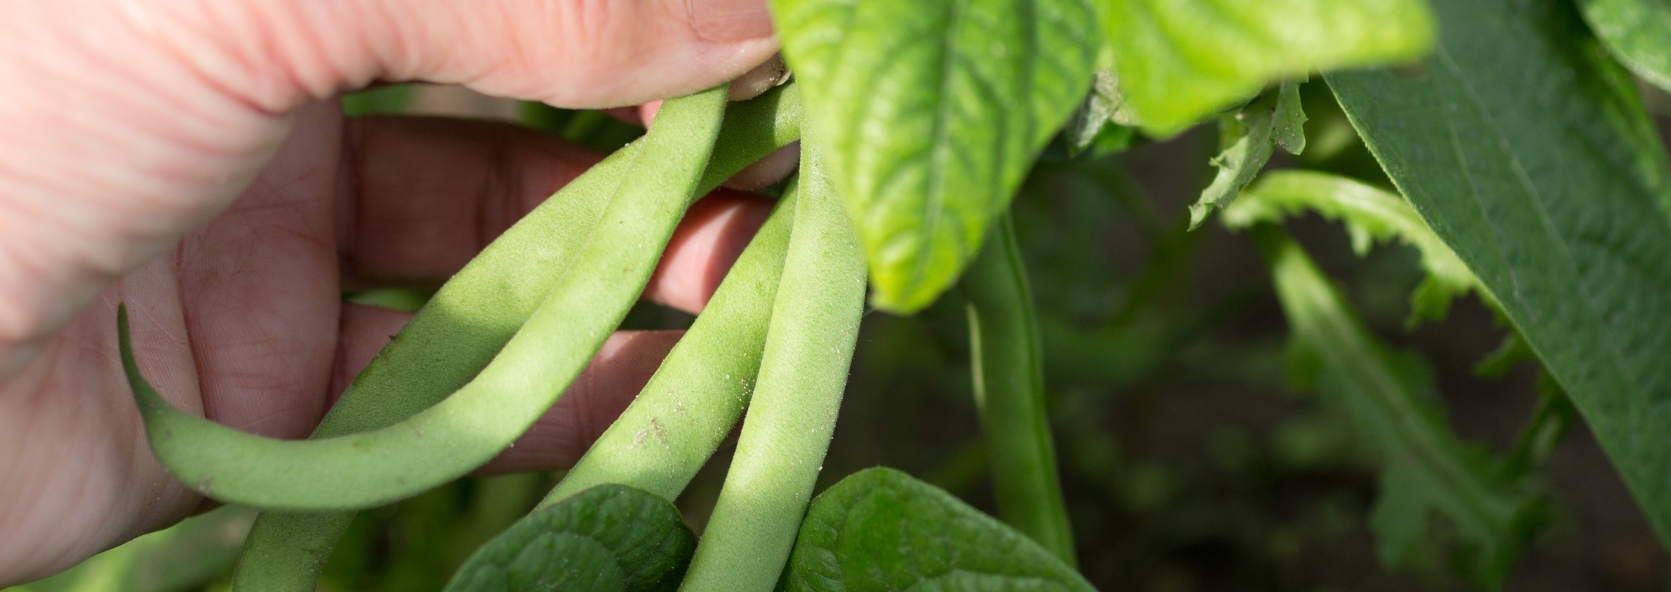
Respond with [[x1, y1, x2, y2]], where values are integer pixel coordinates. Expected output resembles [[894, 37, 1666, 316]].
[[230, 84, 803, 592], [677, 145, 867, 592], [961, 212, 1077, 565], [121, 86, 729, 512], [326, 82, 801, 439], [541, 179, 800, 509]]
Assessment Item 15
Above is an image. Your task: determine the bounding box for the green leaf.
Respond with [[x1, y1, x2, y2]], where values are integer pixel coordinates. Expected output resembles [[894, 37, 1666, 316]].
[[780, 468, 1093, 591], [772, 0, 1099, 313], [443, 485, 694, 592], [1503, 374, 1578, 474], [1576, 0, 1671, 92], [1063, 87, 1114, 155], [1187, 82, 1304, 229], [1103, 0, 1435, 135], [1224, 170, 1478, 326], [1273, 82, 1308, 155], [1474, 331, 1533, 380], [1252, 229, 1543, 587], [1063, 71, 1138, 157], [1327, 0, 1671, 547]]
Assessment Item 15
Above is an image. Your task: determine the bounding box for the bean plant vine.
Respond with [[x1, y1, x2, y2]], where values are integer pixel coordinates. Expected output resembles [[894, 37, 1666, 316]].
[[24, 0, 1671, 590]]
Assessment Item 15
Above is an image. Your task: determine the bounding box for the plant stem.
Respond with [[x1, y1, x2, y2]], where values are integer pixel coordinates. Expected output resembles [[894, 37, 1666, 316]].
[[961, 212, 1077, 566], [678, 147, 867, 592]]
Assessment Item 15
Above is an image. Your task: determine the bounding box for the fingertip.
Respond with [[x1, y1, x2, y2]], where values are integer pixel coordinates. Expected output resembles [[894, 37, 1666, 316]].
[[476, 330, 684, 474], [645, 191, 776, 314], [329, 303, 415, 406], [602, 53, 784, 128], [722, 142, 800, 191], [639, 101, 664, 127], [726, 55, 790, 102]]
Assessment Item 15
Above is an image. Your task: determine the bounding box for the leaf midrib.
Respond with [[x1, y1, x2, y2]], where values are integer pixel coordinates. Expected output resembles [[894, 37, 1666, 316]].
[[911, 0, 969, 298]]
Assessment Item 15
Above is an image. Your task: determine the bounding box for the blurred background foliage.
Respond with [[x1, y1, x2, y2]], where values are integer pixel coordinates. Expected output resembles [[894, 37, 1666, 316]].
[[11, 76, 1671, 592]]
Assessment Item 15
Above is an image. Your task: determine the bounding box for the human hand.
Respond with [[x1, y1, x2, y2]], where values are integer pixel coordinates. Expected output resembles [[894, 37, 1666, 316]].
[[0, 0, 782, 584]]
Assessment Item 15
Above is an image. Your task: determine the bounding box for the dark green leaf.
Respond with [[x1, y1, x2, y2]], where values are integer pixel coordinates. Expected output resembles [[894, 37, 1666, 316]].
[[444, 485, 694, 592], [1102, 0, 1435, 134], [772, 0, 1099, 313], [1252, 229, 1544, 587], [1188, 83, 1304, 228], [780, 468, 1094, 592], [1328, 0, 1671, 546], [1576, 0, 1671, 91]]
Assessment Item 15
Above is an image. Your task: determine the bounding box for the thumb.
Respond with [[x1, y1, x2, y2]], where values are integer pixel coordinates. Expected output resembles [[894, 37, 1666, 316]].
[[165, 0, 780, 111], [0, 0, 776, 376]]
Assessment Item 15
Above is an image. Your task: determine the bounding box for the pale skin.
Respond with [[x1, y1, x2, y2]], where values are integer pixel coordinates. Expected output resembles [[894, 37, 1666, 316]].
[[0, 0, 785, 584]]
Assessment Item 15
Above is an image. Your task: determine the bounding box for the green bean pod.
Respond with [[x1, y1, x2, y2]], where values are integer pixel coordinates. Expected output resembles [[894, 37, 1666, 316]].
[[318, 82, 801, 439], [541, 181, 800, 508], [961, 212, 1077, 565], [229, 85, 802, 592], [121, 86, 728, 511], [677, 145, 866, 592]]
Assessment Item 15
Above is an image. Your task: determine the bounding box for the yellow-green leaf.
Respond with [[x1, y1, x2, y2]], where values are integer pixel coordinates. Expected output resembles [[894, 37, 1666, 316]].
[[1105, 0, 1435, 135], [772, 0, 1098, 313]]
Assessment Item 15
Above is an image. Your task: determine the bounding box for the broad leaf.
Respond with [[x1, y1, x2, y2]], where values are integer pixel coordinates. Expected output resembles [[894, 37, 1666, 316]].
[[772, 0, 1098, 313], [780, 468, 1093, 591], [1328, 0, 1671, 548], [1226, 171, 1477, 326], [444, 485, 694, 592], [1576, 0, 1671, 91], [1252, 229, 1543, 587], [1187, 82, 1304, 228], [1103, 0, 1435, 135]]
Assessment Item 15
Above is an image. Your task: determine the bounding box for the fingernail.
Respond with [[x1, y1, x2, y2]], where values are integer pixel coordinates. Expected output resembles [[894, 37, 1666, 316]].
[[687, 0, 775, 42], [722, 142, 800, 190], [727, 54, 789, 101]]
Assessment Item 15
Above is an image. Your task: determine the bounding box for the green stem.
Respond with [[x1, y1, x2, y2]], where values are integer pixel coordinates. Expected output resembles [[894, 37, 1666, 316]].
[[961, 213, 1077, 566], [541, 182, 799, 507], [678, 147, 867, 592]]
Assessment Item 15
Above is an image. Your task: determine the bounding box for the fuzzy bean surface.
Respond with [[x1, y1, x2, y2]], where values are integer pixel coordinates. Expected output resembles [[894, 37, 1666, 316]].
[[676, 146, 867, 592], [121, 86, 729, 511], [542, 183, 799, 507], [229, 84, 802, 592]]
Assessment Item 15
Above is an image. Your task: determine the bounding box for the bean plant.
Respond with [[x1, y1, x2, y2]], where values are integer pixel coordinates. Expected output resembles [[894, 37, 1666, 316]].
[[26, 0, 1671, 589]]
